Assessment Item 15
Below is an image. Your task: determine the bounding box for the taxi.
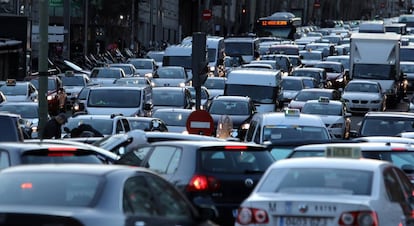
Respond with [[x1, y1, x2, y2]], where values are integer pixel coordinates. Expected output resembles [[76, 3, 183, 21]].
[[235, 147, 414, 226], [0, 79, 38, 102], [301, 97, 351, 139]]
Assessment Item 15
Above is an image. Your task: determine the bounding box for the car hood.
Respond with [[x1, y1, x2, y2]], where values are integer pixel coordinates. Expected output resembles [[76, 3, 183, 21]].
[[282, 90, 300, 99], [342, 92, 381, 100], [153, 78, 186, 87], [5, 96, 29, 102], [86, 107, 139, 116], [316, 115, 343, 124]]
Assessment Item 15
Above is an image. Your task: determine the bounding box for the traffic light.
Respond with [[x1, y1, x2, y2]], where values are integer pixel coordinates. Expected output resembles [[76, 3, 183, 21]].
[[192, 32, 208, 87]]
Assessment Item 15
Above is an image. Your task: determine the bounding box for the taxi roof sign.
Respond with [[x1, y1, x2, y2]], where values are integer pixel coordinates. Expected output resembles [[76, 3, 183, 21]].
[[284, 108, 300, 117], [325, 146, 362, 159], [318, 96, 329, 103]]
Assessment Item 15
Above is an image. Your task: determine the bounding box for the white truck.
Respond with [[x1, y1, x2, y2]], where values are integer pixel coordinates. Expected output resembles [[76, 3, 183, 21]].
[[349, 32, 407, 106]]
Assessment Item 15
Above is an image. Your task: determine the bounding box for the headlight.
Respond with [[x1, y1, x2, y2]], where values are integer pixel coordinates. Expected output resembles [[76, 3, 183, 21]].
[[241, 123, 250, 130], [210, 66, 215, 72], [73, 104, 80, 111], [179, 82, 185, 87], [47, 95, 53, 101], [31, 126, 38, 133]]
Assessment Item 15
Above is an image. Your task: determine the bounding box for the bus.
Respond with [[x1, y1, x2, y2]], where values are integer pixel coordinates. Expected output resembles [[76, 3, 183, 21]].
[[255, 12, 302, 40]]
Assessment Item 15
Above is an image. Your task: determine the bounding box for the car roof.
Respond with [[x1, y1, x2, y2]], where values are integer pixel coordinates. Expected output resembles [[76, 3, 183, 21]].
[[347, 80, 379, 85], [292, 67, 325, 72], [89, 86, 146, 91], [212, 95, 251, 101], [148, 140, 266, 149], [304, 99, 343, 106], [363, 111, 414, 118], [298, 88, 336, 93], [69, 114, 124, 120], [0, 163, 154, 175], [257, 111, 326, 126], [293, 142, 414, 152], [272, 157, 390, 171]]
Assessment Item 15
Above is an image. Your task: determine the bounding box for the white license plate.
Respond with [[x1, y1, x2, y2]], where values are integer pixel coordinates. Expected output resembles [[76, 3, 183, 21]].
[[279, 216, 328, 226]]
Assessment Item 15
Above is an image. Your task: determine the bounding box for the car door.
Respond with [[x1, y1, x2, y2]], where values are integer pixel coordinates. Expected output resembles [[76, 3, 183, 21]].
[[123, 173, 201, 226]]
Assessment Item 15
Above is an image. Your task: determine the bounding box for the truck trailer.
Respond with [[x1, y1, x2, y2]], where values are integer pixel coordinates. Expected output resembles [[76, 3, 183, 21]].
[[349, 32, 407, 106]]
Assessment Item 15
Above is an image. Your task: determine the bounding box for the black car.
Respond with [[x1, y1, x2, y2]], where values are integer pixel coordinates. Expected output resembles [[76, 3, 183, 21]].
[[0, 164, 216, 226], [116, 140, 275, 226], [207, 95, 257, 139]]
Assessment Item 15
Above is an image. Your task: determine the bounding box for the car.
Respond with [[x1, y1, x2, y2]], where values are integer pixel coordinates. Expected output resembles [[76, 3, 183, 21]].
[[58, 71, 90, 109], [0, 141, 118, 167], [0, 164, 217, 226], [301, 97, 352, 139], [89, 67, 126, 85], [325, 55, 350, 71], [244, 109, 331, 160], [291, 142, 414, 183], [290, 67, 328, 88], [26, 75, 63, 116], [0, 79, 38, 102], [152, 108, 193, 133], [63, 113, 131, 138], [356, 112, 414, 137], [203, 76, 226, 98], [235, 151, 414, 226], [279, 76, 310, 108], [71, 85, 94, 114], [353, 136, 414, 144], [115, 140, 275, 226], [299, 49, 324, 67], [341, 80, 387, 113], [108, 63, 138, 77], [259, 54, 293, 75], [401, 61, 414, 91], [125, 116, 168, 132], [313, 61, 348, 89], [0, 102, 47, 139], [288, 88, 341, 111], [0, 112, 25, 142], [207, 95, 257, 139], [152, 66, 191, 87], [152, 86, 193, 110], [185, 86, 211, 110], [86, 85, 153, 117], [145, 50, 165, 67], [126, 58, 158, 78]]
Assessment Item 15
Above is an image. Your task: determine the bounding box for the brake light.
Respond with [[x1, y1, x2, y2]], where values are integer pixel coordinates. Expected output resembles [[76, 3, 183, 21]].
[[48, 147, 78, 151], [21, 182, 33, 189], [186, 174, 220, 192], [339, 210, 378, 226], [48, 152, 74, 156], [391, 147, 407, 151], [236, 207, 269, 225], [224, 145, 247, 150]]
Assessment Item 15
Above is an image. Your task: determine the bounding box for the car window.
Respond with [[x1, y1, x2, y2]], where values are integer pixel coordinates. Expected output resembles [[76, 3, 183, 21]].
[[384, 166, 406, 202], [259, 168, 373, 195], [0, 151, 10, 169], [145, 146, 181, 174], [123, 175, 158, 215], [200, 149, 273, 173], [117, 146, 152, 166]]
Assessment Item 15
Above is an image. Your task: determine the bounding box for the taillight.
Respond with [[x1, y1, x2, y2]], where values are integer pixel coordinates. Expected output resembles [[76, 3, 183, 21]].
[[186, 174, 220, 192], [224, 145, 247, 150], [339, 210, 378, 226], [236, 207, 269, 225]]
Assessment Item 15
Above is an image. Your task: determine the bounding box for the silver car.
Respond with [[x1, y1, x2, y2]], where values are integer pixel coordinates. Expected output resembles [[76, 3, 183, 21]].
[[341, 80, 386, 113]]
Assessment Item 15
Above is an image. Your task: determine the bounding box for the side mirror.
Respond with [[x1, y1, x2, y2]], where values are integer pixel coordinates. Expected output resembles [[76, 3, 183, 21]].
[[63, 127, 71, 133], [349, 130, 359, 138], [144, 103, 153, 111]]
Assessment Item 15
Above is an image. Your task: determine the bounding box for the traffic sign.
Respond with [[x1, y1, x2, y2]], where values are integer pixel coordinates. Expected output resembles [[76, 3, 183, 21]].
[[202, 9, 212, 21], [186, 110, 214, 136]]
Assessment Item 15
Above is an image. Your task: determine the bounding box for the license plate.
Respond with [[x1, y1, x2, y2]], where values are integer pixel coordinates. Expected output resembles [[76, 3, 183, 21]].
[[279, 216, 328, 226]]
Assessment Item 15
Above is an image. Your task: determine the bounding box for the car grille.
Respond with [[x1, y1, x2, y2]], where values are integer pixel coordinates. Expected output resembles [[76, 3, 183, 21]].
[[351, 100, 368, 104]]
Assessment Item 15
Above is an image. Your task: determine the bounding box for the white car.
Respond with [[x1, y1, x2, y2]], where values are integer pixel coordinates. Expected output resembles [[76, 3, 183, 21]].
[[235, 152, 414, 226], [341, 80, 386, 113], [301, 98, 351, 139], [0, 80, 38, 102]]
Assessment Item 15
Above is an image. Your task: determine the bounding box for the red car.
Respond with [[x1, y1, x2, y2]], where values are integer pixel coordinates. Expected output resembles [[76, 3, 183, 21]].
[[26, 75, 63, 115]]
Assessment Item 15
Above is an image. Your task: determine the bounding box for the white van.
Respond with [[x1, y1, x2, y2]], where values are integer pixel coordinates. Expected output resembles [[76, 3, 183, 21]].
[[224, 36, 259, 63], [224, 68, 282, 113], [181, 36, 225, 76], [85, 86, 153, 117], [162, 44, 193, 79]]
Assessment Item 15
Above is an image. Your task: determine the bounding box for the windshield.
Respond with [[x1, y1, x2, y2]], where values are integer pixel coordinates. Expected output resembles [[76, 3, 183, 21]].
[[88, 89, 141, 108], [162, 56, 192, 69], [225, 42, 254, 56], [208, 48, 217, 63], [225, 84, 277, 104], [263, 125, 331, 143], [65, 118, 113, 135], [302, 103, 342, 116], [401, 63, 414, 73], [153, 111, 191, 126], [345, 82, 379, 93], [30, 79, 57, 91], [0, 84, 27, 95], [353, 64, 395, 80], [155, 68, 185, 79], [0, 105, 38, 118], [258, 168, 372, 196], [61, 76, 86, 86], [0, 172, 102, 207], [360, 117, 414, 136], [294, 91, 332, 101], [281, 79, 303, 90], [152, 90, 184, 107]]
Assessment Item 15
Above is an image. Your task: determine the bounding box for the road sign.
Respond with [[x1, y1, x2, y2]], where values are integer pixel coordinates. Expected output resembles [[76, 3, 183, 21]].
[[202, 9, 212, 20], [186, 110, 214, 136]]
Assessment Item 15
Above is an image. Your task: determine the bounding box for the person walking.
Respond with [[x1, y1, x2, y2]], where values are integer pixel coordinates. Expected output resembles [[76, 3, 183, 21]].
[[41, 113, 67, 139], [57, 88, 67, 113]]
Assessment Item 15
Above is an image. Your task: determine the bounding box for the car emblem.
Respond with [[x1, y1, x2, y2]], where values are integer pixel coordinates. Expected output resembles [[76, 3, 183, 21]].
[[244, 178, 254, 187], [299, 204, 308, 213]]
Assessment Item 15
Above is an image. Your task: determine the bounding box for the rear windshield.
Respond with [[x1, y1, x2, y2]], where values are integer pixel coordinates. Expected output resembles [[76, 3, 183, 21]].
[[0, 172, 102, 207], [258, 168, 373, 196], [199, 149, 274, 174], [21, 151, 104, 164], [360, 117, 414, 136]]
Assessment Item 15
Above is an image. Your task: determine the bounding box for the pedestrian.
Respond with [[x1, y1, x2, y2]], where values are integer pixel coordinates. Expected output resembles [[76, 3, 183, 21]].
[[41, 113, 67, 139], [57, 87, 67, 113]]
